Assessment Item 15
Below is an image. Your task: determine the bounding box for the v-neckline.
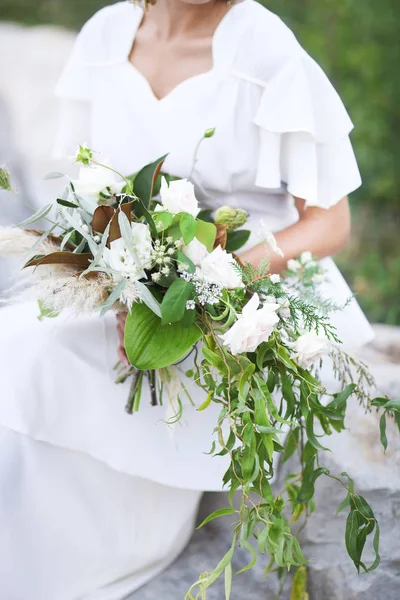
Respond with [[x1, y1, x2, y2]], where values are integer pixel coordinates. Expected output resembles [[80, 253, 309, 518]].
[[125, 0, 249, 104]]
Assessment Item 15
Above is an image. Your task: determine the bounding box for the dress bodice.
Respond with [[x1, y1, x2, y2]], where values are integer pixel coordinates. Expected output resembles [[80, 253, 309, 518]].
[[53, 0, 361, 239]]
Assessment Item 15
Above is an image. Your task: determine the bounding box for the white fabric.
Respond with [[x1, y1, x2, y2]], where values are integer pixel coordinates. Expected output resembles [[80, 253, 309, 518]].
[[0, 425, 202, 600], [0, 1, 374, 598]]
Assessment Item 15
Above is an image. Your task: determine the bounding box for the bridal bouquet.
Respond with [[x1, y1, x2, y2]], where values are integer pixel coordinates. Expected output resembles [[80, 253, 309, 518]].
[[1, 142, 399, 600]]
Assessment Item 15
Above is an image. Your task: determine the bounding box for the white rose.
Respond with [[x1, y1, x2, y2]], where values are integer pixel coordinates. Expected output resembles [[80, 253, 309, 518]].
[[200, 246, 243, 289], [183, 239, 243, 289], [160, 176, 199, 217], [72, 164, 123, 214], [101, 222, 152, 281], [287, 259, 301, 272], [220, 293, 280, 355], [182, 237, 208, 266], [293, 331, 331, 369]]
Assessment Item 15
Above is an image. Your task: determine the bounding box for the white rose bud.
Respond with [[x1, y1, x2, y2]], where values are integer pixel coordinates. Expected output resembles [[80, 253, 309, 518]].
[[160, 176, 199, 217], [293, 331, 331, 369]]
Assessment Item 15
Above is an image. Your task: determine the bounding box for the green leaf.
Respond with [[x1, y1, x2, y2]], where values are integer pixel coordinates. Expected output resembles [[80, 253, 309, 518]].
[[382, 399, 400, 411], [99, 279, 127, 317], [345, 510, 360, 568], [202, 348, 228, 375], [161, 278, 195, 324], [197, 208, 214, 223], [242, 412, 256, 480], [133, 198, 158, 238], [379, 413, 388, 451], [268, 518, 285, 548], [225, 230, 251, 253], [135, 281, 162, 317], [153, 210, 173, 232], [195, 219, 217, 252], [224, 562, 232, 600], [329, 384, 357, 410], [44, 171, 64, 180], [196, 507, 237, 529], [176, 251, 196, 274], [297, 465, 330, 504], [305, 411, 330, 452], [133, 154, 168, 207], [283, 428, 300, 463], [198, 392, 213, 412], [275, 345, 298, 373], [281, 371, 296, 419], [336, 493, 351, 514], [125, 301, 201, 369], [290, 566, 308, 600], [16, 203, 53, 227], [56, 197, 79, 208], [180, 213, 197, 245], [236, 540, 257, 574]]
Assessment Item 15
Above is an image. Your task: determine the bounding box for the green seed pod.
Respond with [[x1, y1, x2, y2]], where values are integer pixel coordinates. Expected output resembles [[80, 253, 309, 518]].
[[0, 167, 12, 191], [214, 205, 248, 232]]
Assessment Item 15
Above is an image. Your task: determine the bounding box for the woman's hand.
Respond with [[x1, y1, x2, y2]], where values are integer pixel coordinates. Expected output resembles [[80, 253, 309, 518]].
[[116, 312, 129, 366]]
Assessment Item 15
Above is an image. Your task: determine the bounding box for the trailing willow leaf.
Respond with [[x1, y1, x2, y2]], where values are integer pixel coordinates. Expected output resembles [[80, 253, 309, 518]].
[[196, 507, 237, 530], [224, 562, 232, 600], [290, 566, 309, 600], [283, 427, 300, 463], [242, 412, 257, 481], [297, 464, 330, 504], [379, 413, 388, 451], [236, 540, 257, 574]]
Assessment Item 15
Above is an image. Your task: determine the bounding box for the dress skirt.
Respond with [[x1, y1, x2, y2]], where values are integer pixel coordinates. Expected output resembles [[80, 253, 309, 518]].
[[0, 424, 202, 600]]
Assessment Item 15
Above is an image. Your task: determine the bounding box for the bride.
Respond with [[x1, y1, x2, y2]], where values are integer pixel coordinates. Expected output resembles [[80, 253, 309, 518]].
[[0, 1, 373, 599]]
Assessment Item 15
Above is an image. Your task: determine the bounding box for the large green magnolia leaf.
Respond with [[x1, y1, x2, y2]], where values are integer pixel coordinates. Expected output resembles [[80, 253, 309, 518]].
[[125, 300, 202, 369], [133, 154, 168, 207]]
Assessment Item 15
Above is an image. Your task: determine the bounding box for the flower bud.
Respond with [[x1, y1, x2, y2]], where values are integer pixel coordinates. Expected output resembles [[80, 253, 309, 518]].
[[204, 128, 216, 139], [0, 167, 12, 191], [74, 144, 93, 166], [214, 205, 248, 232]]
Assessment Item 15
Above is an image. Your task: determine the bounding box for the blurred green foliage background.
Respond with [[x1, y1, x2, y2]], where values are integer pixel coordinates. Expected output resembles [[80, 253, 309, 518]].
[[0, 0, 399, 324]]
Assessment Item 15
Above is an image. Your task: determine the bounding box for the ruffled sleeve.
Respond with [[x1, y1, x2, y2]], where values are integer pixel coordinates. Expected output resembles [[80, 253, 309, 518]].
[[52, 8, 108, 158], [253, 52, 362, 208]]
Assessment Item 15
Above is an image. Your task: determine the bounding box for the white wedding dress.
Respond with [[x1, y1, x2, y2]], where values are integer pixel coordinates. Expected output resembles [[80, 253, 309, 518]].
[[0, 2, 373, 599]]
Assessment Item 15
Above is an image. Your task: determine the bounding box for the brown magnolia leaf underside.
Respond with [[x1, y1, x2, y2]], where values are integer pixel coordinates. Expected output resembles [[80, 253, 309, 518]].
[[214, 224, 228, 250], [109, 202, 134, 244], [24, 252, 92, 269]]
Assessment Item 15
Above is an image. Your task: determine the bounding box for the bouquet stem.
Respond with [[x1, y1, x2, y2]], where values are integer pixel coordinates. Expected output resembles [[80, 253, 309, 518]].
[[125, 369, 158, 414]]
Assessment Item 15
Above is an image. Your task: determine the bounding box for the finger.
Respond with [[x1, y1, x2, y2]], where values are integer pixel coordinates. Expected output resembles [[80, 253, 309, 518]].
[[118, 347, 129, 366]]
